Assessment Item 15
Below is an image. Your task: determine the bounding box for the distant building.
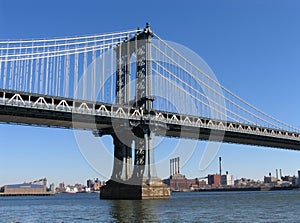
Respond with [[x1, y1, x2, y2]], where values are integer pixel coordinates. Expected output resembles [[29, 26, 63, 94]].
[[87, 179, 94, 189], [2, 184, 46, 195], [58, 182, 65, 192], [167, 174, 205, 191], [234, 178, 261, 187], [49, 183, 55, 193], [74, 183, 84, 192], [167, 157, 207, 191], [65, 185, 78, 193], [281, 175, 297, 185], [93, 178, 101, 191], [277, 181, 292, 187], [264, 176, 277, 184], [221, 173, 234, 186], [86, 178, 104, 191], [208, 174, 220, 186]]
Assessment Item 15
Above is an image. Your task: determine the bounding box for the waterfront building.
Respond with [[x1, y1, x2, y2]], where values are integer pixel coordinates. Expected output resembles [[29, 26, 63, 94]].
[[0, 179, 51, 195], [164, 174, 206, 192], [49, 183, 55, 193], [58, 182, 65, 192], [208, 174, 221, 186], [87, 179, 94, 189], [234, 178, 260, 187], [221, 172, 234, 186], [65, 185, 78, 193], [2, 184, 45, 195], [74, 183, 84, 192], [93, 178, 101, 191], [264, 176, 277, 184]]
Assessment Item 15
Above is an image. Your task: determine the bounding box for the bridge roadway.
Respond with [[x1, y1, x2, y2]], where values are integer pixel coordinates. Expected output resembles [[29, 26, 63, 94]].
[[0, 88, 300, 150]]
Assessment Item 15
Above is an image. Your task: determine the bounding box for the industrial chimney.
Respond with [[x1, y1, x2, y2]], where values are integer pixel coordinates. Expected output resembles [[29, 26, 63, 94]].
[[280, 169, 282, 179], [219, 157, 222, 176], [177, 157, 180, 174]]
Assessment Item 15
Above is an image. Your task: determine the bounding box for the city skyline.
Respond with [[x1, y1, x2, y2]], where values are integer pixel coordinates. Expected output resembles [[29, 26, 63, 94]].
[[0, 0, 300, 186]]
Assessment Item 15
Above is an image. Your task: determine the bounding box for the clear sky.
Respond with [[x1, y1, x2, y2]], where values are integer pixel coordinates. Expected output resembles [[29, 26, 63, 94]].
[[0, 0, 300, 187]]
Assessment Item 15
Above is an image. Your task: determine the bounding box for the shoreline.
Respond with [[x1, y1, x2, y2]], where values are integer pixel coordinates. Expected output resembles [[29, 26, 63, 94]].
[[172, 186, 300, 193], [0, 192, 55, 196]]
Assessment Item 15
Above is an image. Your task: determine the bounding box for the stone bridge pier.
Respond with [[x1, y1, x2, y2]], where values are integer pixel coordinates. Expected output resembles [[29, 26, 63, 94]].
[[99, 125, 170, 200]]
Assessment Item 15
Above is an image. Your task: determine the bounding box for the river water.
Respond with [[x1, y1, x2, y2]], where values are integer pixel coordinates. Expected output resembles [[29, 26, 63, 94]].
[[0, 190, 300, 222]]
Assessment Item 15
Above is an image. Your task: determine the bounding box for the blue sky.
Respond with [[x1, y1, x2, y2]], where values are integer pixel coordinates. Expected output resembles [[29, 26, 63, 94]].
[[0, 0, 300, 186]]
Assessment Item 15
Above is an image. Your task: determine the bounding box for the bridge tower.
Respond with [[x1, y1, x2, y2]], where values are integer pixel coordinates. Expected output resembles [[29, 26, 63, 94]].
[[99, 23, 170, 199]]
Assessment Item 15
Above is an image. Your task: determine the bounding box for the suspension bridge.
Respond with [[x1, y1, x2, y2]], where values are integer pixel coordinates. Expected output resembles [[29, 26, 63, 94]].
[[0, 23, 299, 199]]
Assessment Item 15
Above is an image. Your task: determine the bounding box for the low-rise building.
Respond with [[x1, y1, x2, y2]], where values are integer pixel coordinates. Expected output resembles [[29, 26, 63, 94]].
[[208, 174, 220, 186], [264, 176, 277, 184], [221, 173, 234, 186], [2, 183, 46, 195], [166, 174, 206, 191]]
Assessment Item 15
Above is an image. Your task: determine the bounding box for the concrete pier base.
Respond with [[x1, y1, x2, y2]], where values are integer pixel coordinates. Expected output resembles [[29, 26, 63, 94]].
[[100, 179, 170, 200], [142, 179, 171, 199]]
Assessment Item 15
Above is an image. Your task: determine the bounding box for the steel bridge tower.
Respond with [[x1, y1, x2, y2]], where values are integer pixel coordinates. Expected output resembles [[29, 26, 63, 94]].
[[99, 23, 170, 199]]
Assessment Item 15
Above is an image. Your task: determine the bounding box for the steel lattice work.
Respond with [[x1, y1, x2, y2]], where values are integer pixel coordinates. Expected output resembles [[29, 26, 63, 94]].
[[0, 25, 299, 140]]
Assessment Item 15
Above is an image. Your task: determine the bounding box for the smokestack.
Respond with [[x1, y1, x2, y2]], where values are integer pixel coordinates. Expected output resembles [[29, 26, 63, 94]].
[[280, 169, 282, 179], [174, 158, 176, 175], [177, 157, 180, 174], [173, 158, 175, 175], [219, 157, 222, 176], [172, 158, 174, 176], [276, 169, 278, 179], [170, 159, 172, 177]]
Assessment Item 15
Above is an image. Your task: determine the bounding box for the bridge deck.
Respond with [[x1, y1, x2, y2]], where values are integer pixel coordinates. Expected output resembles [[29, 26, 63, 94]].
[[0, 89, 300, 150]]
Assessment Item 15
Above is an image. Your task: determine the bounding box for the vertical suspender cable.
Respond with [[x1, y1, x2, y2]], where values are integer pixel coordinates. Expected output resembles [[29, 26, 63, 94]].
[[110, 38, 114, 103], [9, 47, 15, 89], [15, 55, 19, 90], [74, 47, 79, 99], [45, 48, 49, 95], [52, 52, 56, 95], [92, 37, 96, 101], [19, 54, 23, 91], [64, 40, 70, 98], [29, 42, 34, 93], [39, 42, 45, 94], [24, 45, 29, 92], [3, 43, 8, 89], [49, 55, 53, 95], [0, 46, 2, 88], [64, 54, 69, 97], [12, 49, 17, 90], [16, 43, 21, 90], [83, 47, 87, 100], [34, 53, 39, 93], [57, 53, 62, 96], [101, 46, 105, 102], [55, 44, 60, 96], [62, 41, 66, 97]]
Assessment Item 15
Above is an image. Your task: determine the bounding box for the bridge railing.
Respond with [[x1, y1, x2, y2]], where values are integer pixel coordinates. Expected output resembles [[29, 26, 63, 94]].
[[0, 88, 299, 143]]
